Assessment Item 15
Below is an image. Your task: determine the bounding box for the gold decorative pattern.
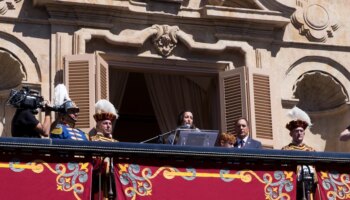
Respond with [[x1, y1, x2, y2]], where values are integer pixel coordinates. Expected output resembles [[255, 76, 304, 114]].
[[1, 159, 90, 200], [118, 164, 295, 200], [319, 170, 350, 199]]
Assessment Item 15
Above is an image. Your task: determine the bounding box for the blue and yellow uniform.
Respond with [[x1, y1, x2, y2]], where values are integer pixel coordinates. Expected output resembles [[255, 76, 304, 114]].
[[50, 123, 88, 141]]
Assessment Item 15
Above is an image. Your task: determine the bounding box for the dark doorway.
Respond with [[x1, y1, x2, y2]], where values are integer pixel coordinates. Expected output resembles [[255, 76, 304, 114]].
[[113, 72, 161, 143]]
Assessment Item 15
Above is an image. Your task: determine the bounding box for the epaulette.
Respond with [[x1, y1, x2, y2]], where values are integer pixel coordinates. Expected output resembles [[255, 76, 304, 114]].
[[84, 132, 90, 141], [51, 125, 63, 135], [90, 133, 116, 142]]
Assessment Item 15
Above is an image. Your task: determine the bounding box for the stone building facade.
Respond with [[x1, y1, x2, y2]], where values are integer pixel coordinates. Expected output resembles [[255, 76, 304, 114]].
[[0, 0, 349, 151]]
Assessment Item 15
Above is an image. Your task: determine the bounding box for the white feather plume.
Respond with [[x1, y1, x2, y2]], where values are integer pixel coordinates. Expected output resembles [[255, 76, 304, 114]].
[[95, 99, 118, 117], [287, 106, 312, 126], [54, 84, 70, 106]]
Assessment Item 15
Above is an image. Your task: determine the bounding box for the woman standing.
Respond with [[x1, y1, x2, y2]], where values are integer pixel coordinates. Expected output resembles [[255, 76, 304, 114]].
[[166, 111, 199, 144]]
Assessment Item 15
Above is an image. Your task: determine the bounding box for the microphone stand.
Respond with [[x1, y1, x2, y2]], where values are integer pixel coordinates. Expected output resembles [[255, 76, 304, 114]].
[[140, 129, 175, 144]]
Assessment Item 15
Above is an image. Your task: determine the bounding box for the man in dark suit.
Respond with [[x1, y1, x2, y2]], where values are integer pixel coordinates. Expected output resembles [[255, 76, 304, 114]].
[[234, 118, 262, 149]]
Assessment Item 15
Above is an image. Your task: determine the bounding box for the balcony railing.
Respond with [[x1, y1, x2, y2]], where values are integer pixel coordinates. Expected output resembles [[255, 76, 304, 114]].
[[0, 137, 349, 200]]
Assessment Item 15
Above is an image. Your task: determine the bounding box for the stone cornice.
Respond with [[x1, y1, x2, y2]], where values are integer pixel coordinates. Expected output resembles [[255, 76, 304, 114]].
[[202, 5, 290, 27], [34, 0, 291, 30], [73, 27, 255, 68]]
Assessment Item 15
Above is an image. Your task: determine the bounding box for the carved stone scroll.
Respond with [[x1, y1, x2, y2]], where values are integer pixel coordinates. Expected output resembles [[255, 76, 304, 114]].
[[0, 0, 22, 15], [0, 1, 8, 15]]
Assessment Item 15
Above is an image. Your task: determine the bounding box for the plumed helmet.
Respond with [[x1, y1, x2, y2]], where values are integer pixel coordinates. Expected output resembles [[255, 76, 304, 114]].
[[286, 106, 312, 131], [93, 99, 118, 122], [53, 84, 79, 114]]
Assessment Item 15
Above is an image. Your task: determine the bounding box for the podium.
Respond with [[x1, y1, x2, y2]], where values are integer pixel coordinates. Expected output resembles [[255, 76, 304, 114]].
[[174, 129, 219, 147]]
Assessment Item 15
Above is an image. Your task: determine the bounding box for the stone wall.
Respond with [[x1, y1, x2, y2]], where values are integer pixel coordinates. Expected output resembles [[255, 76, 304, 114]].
[[0, 0, 349, 151]]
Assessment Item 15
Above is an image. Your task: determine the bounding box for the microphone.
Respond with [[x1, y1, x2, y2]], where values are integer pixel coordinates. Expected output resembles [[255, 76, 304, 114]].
[[178, 124, 191, 129], [140, 124, 191, 144]]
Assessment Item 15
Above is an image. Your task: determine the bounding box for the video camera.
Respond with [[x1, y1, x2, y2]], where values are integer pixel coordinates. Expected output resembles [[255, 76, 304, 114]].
[[7, 87, 45, 110], [7, 87, 78, 114]]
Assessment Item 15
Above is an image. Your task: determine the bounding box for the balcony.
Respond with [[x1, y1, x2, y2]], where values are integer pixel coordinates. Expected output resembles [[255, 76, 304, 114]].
[[0, 137, 349, 199]]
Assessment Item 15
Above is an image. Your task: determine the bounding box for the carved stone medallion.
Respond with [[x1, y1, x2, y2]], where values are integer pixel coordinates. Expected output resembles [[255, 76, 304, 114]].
[[152, 25, 179, 57], [291, 2, 339, 42]]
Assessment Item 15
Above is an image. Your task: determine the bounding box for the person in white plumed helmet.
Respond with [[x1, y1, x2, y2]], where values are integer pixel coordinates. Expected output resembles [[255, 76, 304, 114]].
[[50, 84, 88, 141], [89, 99, 118, 199], [89, 99, 118, 142], [282, 106, 315, 151], [281, 106, 318, 200]]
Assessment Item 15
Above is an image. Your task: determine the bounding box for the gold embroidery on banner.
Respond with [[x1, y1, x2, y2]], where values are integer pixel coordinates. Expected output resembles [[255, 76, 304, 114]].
[[320, 171, 350, 199], [1, 160, 89, 200], [119, 164, 295, 200]]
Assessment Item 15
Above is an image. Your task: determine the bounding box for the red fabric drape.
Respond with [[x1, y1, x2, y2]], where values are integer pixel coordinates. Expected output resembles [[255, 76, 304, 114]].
[[0, 156, 93, 200], [114, 159, 297, 200], [317, 165, 350, 200]]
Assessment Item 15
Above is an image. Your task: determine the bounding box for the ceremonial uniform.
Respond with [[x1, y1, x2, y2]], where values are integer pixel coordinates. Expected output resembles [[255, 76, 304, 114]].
[[281, 143, 315, 151], [50, 123, 88, 141], [283, 107, 318, 200], [50, 84, 86, 141], [282, 142, 318, 200], [90, 131, 117, 142], [90, 99, 119, 200]]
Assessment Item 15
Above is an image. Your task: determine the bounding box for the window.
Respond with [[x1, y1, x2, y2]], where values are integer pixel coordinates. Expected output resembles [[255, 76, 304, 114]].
[[64, 53, 273, 146]]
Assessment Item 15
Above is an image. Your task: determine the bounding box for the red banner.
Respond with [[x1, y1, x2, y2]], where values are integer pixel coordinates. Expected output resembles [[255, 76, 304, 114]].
[[0, 156, 93, 200], [114, 160, 296, 200], [317, 165, 350, 200]]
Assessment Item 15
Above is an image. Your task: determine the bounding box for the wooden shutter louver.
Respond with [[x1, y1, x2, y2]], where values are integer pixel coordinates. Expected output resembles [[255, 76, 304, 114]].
[[223, 76, 243, 132], [96, 54, 109, 100], [253, 74, 273, 139], [67, 61, 90, 129], [100, 66, 107, 99], [219, 67, 248, 133]]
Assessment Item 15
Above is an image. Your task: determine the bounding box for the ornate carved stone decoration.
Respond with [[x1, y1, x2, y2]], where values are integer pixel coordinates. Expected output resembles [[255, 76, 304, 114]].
[[0, 50, 25, 91], [152, 25, 179, 57], [0, 0, 21, 15], [293, 71, 347, 111], [0, 1, 8, 15], [291, 1, 339, 42]]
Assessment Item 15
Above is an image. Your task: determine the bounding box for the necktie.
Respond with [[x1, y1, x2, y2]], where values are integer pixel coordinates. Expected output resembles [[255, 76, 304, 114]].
[[240, 140, 245, 148]]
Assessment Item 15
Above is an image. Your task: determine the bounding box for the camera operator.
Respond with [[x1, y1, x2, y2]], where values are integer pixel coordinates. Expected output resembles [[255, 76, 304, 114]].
[[12, 103, 52, 138], [8, 87, 52, 138]]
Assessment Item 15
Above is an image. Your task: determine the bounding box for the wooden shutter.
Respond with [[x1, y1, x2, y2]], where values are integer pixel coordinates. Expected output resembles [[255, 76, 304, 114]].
[[64, 53, 109, 133], [219, 67, 249, 133], [248, 68, 273, 147], [95, 53, 109, 100]]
